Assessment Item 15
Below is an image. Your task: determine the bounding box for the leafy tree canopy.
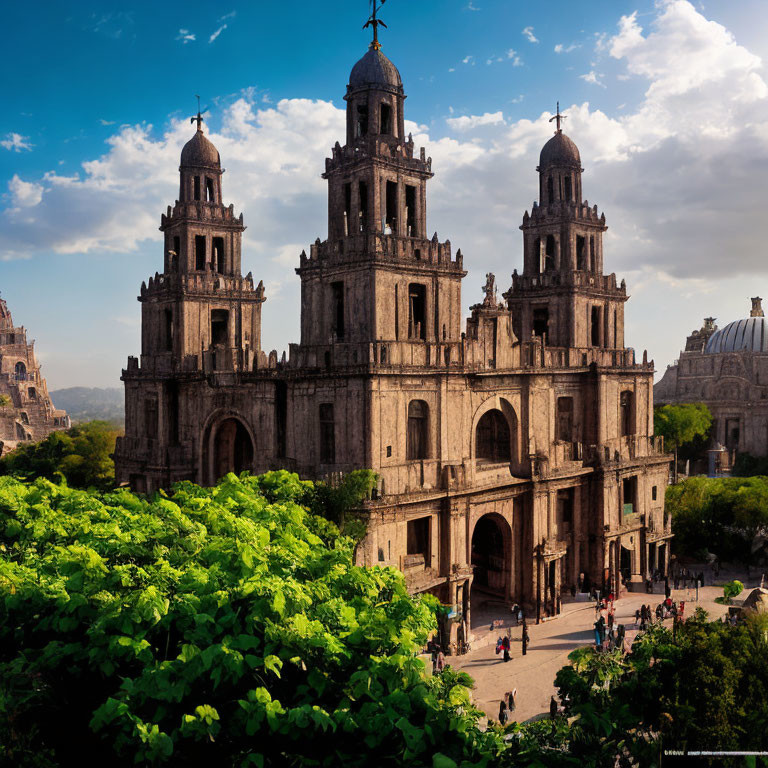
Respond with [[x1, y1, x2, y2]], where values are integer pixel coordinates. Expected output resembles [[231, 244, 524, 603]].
[[0, 472, 501, 768], [666, 476, 768, 564], [0, 420, 121, 490], [654, 403, 712, 453]]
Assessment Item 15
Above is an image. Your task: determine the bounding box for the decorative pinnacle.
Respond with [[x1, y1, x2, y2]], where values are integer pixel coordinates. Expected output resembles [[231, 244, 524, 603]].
[[548, 101, 567, 133], [363, 0, 388, 50], [191, 94, 204, 132]]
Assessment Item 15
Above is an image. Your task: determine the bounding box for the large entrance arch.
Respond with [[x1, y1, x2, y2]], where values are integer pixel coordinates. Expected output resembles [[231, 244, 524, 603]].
[[470, 513, 513, 629], [210, 417, 254, 484]]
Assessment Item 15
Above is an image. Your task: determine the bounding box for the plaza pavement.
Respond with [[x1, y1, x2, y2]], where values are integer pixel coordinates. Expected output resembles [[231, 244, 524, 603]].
[[452, 584, 733, 724]]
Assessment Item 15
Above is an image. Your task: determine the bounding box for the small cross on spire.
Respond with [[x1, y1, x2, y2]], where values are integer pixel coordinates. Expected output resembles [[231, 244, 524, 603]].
[[549, 101, 567, 133], [363, 0, 388, 51], [191, 95, 203, 132]]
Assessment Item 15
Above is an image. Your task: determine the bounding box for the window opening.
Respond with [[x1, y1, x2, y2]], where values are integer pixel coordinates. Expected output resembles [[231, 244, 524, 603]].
[[407, 400, 429, 460], [557, 397, 574, 442], [557, 488, 574, 525], [533, 237, 541, 273], [211, 309, 229, 346], [544, 235, 555, 271], [406, 517, 430, 562], [14, 362, 26, 381], [356, 103, 369, 137], [564, 175, 572, 201], [591, 306, 600, 347], [358, 181, 368, 232], [652, 486, 658, 501], [405, 185, 416, 236], [213, 237, 225, 274], [380, 103, 392, 134], [319, 403, 335, 464], [622, 476, 637, 515], [620, 390, 634, 437], [533, 307, 549, 339], [195, 235, 206, 271], [576, 236, 586, 270], [547, 176, 554, 204], [331, 282, 345, 340], [144, 398, 158, 439], [343, 183, 352, 236], [385, 180, 397, 234], [394, 284, 399, 340], [408, 284, 426, 340], [476, 409, 511, 463], [589, 236, 595, 271], [205, 177, 215, 202], [193, 176, 201, 201]]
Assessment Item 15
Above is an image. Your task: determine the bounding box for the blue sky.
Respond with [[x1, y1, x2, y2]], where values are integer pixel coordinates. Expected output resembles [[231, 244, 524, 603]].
[[3, 0, 768, 388]]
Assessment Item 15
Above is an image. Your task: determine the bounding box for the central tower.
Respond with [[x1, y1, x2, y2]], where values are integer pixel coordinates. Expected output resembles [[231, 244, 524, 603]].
[[295, 36, 465, 355]]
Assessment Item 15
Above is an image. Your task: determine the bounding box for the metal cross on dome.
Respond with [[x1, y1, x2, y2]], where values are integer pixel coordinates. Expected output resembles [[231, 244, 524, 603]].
[[549, 101, 567, 132], [191, 95, 204, 131], [364, 0, 388, 50]]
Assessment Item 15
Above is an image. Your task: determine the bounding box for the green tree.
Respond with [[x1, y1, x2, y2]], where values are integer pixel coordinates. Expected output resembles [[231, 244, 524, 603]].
[[654, 403, 712, 483], [0, 420, 120, 490], [0, 472, 502, 767]]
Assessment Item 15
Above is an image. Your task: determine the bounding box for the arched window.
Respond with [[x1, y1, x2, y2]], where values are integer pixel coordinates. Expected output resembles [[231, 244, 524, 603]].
[[407, 400, 429, 460], [14, 362, 26, 381], [476, 409, 511, 463], [547, 176, 554, 204], [620, 391, 635, 437]]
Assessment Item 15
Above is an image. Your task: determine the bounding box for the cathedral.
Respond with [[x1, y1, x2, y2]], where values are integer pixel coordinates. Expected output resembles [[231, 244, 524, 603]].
[[114, 30, 670, 634], [656, 297, 768, 460], [0, 296, 69, 454]]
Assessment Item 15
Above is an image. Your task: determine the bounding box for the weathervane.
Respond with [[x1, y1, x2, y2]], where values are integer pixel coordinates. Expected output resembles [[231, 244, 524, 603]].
[[549, 101, 567, 133], [363, 0, 388, 50], [191, 94, 204, 131]]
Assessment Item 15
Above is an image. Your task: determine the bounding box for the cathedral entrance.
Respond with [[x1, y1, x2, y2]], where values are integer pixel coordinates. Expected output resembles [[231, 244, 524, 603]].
[[470, 513, 512, 630], [211, 418, 254, 483]]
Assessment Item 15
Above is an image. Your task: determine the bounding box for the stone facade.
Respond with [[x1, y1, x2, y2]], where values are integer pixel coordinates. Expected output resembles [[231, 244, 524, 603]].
[[656, 298, 768, 456], [0, 297, 69, 454], [115, 42, 671, 629]]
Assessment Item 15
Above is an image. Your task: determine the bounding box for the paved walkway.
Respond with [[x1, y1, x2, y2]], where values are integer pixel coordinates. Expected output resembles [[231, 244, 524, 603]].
[[452, 585, 732, 724]]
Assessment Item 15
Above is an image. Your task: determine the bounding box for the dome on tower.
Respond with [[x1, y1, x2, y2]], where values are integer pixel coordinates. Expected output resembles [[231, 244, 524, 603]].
[[180, 127, 220, 169], [349, 47, 402, 90], [539, 131, 581, 169]]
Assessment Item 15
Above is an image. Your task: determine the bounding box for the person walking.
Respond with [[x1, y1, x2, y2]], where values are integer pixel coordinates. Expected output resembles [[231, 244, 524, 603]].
[[550, 696, 558, 721], [502, 634, 511, 663], [508, 688, 517, 716], [498, 699, 508, 726], [607, 609, 615, 638], [522, 619, 530, 655], [436, 651, 445, 673]]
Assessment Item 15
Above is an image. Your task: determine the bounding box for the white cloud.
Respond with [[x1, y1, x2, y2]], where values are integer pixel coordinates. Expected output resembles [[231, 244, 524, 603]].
[[522, 26, 538, 44], [446, 111, 505, 131], [209, 24, 227, 43], [462, 55, 474, 65], [554, 42, 579, 54], [580, 70, 606, 87], [176, 28, 195, 44], [219, 11, 236, 21], [466, 1, 480, 10], [1, 133, 33, 152], [508, 49, 523, 66], [7, 175, 43, 208], [99, 119, 116, 126]]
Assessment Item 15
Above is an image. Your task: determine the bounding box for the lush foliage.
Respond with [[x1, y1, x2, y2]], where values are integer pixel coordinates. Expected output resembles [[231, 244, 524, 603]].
[[0, 472, 501, 767], [0, 395, 10, 408], [502, 610, 768, 767], [723, 580, 745, 603], [0, 420, 121, 490], [654, 403, 712, 482], [665, 476, 768, 564]]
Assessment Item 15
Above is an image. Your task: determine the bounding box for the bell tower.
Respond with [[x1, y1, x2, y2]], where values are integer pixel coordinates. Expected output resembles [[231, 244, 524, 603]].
[[140, 112, 265, 368], [294, 18, 465, 359], [506, 106, 627, 350]]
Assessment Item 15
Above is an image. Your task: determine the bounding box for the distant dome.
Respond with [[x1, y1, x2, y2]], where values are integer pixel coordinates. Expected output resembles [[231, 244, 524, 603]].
[[349, 47, 402, 90], [539, 131, 581, 169], [181, 128, 220, 168], [705, 316, 768, 354]]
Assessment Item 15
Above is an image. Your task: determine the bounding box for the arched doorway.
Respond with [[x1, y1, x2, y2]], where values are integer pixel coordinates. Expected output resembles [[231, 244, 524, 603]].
[[470, 513, 511, 629], [212, 418, 254, 482], [475, 409, 511, 464]]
